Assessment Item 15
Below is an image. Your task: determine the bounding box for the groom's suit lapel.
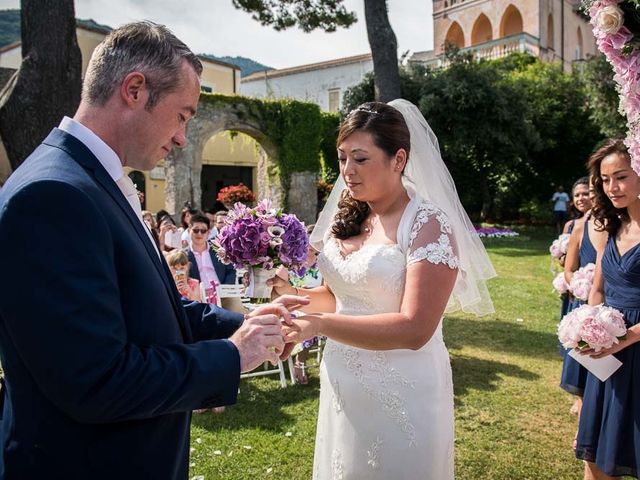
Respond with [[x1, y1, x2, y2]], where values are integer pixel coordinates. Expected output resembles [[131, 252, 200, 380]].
[[43, 128, 191, 342]]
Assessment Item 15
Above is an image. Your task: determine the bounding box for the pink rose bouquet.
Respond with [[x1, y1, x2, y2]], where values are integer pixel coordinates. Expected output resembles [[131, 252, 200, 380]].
[[552, 272, 570, 296], [569, 263, 597, 301], [558, 303, 627, 352], [583, 0, 640, 175], [550, 233, 571, 259]]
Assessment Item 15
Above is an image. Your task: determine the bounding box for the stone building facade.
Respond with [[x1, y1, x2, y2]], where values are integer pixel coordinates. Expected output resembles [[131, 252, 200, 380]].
[[410, 0, 597, 71], [241, 54, 373, 113]]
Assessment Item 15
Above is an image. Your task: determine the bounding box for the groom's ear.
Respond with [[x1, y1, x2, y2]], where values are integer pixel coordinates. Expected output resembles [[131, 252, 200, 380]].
[[120, 72, 148, 108]]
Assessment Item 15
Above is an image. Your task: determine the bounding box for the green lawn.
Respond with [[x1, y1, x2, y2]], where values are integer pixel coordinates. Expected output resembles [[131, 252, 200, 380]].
[[189, 227, 585, 480]]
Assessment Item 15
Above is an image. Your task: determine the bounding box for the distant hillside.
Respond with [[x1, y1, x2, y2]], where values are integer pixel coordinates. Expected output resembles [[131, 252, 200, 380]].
[[0, 9, 20, 47], [199, 54, 272, 77], [0, 9, 271, 78]]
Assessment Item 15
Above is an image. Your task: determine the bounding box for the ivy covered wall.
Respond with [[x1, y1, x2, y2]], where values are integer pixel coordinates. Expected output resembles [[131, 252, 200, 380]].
[[165, 93, 339, 223]]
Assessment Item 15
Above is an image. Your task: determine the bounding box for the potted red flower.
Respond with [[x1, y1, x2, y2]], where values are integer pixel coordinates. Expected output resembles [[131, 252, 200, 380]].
[[216, 183, 256, 209]]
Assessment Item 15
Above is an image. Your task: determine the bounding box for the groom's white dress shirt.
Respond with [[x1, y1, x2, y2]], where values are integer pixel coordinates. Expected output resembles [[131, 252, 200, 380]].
[[59, 116, 160, 258]]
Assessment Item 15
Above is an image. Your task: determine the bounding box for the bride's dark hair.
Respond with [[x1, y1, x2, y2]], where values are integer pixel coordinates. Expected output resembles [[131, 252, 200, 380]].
[[588, 137, 632, 235], [331, 102, 411, 240]]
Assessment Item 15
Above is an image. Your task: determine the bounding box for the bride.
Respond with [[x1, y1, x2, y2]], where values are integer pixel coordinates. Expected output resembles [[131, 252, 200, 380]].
[[273, 99, 495, 479]]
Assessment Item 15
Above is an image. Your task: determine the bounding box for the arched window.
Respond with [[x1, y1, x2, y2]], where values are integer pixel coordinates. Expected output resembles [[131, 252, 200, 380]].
[[547, 14, 555, 50], [471, 14, 493, 45], [445, 21, 465, 49], [576, 26, 584, 59], [500, 5, 524, 37]]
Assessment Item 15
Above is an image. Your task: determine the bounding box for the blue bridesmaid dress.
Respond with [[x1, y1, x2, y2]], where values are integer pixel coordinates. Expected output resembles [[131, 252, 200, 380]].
[[575, 234, 640, 477], [559, 219, 595, 395], [559, 220, 576, 359]]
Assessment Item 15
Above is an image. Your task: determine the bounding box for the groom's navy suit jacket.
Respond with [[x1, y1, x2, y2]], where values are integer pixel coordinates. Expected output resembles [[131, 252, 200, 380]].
[[0, 129, 245, 479]]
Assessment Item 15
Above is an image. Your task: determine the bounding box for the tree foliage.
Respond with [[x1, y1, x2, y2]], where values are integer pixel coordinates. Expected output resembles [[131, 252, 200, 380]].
[[506, 58, 600, 215], [232, 0, 401, 102], [231, 0, 356, 32], [342, 53, 604, 221], [577, 54, 626, 138]]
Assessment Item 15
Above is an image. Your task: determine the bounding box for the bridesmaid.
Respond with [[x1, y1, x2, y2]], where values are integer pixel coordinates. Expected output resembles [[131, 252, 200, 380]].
[[559, 178, 592, 348], [576, 138, 640, 479], [561, 178, 603, 423]]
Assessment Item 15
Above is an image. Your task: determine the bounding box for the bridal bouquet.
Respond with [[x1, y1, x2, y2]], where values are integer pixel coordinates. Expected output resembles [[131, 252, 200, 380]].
[[213, 200, 309, 297], [582, 0, 640, 174], [550, 233, 571, 259], [558, 303, 627, 380], [558, 303, 627, 351], [552, 272, 571, 296], [569, 263, 597, 301]]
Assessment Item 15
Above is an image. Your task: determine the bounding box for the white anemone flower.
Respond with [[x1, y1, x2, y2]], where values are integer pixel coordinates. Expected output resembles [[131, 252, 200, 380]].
[[268, 225, 285, 237], [270, 237, 284, 248]]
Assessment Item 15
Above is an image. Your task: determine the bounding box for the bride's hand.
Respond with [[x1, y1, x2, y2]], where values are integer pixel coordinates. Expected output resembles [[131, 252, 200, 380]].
[[282, 314, 320, 344], [271, 294, 310, 314], [267, 266, 297, 297]]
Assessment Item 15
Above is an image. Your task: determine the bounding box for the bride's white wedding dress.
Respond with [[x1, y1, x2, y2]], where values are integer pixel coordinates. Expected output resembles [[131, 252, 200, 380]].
[[312, 194, 457, 480]]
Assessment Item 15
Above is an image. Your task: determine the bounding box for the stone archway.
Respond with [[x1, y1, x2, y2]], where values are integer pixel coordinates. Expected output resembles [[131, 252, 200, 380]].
[[164, 95, 323, 225], [165, 98, 279, 214]]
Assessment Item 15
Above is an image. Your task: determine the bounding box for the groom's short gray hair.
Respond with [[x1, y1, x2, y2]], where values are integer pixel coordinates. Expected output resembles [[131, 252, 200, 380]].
[[82, 21, 202, 109]]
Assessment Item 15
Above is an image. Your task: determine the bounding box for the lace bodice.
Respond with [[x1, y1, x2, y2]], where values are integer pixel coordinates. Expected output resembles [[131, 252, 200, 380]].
[[317, 200, 459, 316]]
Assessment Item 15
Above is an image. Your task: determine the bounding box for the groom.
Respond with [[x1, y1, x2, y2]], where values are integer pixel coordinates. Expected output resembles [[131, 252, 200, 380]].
[[0, 22, 303, 479]]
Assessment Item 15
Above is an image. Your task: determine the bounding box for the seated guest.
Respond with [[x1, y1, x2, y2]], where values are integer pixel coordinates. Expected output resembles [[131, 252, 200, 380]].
[[141, 210, 160, 247], [213, 210, 228, 237], [204, 208, 218, 240], [186, 213, 236, 296], [158, 215, 179, 253], [165, 250, 201, 302], [155, 209, 170, 227], [180, 207, 198, 248]]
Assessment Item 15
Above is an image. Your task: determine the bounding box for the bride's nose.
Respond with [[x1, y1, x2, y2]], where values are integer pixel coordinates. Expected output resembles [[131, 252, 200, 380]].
[[341, 157, 356, 176]]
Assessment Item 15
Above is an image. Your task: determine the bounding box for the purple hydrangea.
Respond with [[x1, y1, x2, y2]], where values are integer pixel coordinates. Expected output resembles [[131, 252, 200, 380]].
[[277, 213, 310, 275], [213, 201, 309, 272], [216, 217, 269, 269]]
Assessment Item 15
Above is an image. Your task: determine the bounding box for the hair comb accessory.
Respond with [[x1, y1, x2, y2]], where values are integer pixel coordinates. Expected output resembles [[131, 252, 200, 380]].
[[349, 106, 380, 116]]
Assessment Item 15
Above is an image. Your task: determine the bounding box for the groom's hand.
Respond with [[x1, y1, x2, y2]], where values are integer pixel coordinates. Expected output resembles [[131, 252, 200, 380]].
[[229, 313, 284, 373], [229, 297, 310, 372]]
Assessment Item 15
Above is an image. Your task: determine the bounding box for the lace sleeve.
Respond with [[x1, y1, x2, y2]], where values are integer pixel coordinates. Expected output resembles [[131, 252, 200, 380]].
[[407, 202, 459, 269]]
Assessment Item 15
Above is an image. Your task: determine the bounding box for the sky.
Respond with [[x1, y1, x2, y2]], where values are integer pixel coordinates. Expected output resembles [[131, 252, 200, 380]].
[[0, 0, 434, 69]]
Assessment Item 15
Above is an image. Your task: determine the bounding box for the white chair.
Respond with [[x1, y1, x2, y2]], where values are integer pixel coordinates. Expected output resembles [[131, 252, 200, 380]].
[[240, 359, 289, 388]]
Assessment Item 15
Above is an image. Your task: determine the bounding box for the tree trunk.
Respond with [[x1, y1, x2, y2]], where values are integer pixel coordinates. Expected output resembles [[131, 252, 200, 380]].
[[363, 0, 401, 103], [0, 0, 82, 171]]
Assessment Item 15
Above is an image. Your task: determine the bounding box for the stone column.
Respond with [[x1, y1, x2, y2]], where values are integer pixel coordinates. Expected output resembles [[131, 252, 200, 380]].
[[164, 147, 195, 214], [288, 171, 318, 225], [257, 148, 284, 210]]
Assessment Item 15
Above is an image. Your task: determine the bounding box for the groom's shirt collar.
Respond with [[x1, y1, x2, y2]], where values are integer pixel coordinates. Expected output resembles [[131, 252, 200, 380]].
[[59, 116, 124, 182]]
